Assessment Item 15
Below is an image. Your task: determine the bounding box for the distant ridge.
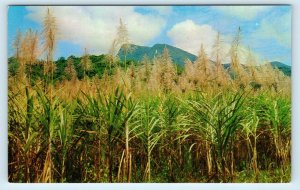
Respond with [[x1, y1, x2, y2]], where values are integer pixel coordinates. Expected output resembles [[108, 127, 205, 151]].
[[118, 43, 291, 76], [223, 62, 291, 76], [270, 61, 291, 76], [118, 43, 197, 66]]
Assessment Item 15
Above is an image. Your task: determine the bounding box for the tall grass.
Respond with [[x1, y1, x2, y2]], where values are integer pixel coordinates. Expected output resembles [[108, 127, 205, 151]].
[[8, 79, 291, 182], [8, 9, 291, 183]]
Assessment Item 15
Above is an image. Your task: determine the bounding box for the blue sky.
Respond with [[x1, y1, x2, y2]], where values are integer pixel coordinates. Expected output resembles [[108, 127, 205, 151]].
[[8, 5, 291, 65]]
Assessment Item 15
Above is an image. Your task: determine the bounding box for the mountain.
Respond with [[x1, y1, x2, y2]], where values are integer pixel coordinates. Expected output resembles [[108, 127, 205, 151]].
[[118, 43, 291, 76], [222, 62, 291, 76], [118, 43, 197, 66], [270, 61, 291, 76]]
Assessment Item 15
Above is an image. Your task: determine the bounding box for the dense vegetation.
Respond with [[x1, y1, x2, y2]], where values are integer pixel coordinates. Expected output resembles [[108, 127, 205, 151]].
[[8, 9, 291, 183]]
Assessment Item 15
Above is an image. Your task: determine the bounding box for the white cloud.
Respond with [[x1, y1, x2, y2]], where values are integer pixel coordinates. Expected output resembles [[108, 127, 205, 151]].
[[167, 19, 262, 64], [255, 12, 291, 48], [167, 20, 230, 60], [167, 20, 217, 55], [26, 6, 167, 55], [213, 6, 271, 20]]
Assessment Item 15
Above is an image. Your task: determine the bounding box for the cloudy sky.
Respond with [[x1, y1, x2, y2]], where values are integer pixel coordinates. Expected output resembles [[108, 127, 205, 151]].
[[8, 5, 291, 65]]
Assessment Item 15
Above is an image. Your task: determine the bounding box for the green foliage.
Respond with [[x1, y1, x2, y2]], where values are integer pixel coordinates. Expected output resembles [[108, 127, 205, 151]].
[[54, 57, 67, 81], [8, 57, 19, 76]]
